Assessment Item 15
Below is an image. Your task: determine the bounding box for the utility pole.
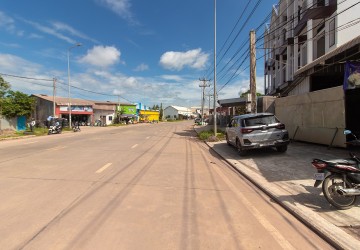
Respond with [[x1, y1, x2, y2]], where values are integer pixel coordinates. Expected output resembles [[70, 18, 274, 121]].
[[213, 0, 217, 135], [250, 30, 257, 114], [53, 78, 56, 117], [199, 78, 210, 125], [206, 94, 213, 118], [118, 95, 121, 120]]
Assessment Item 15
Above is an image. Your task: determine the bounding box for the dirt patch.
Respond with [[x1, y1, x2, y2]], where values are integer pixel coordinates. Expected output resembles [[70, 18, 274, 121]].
[[0, 129, 16, 136]]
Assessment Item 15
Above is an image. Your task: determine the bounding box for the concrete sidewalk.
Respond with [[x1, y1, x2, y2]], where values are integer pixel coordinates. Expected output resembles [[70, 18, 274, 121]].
[[194, 124, 360, 250]]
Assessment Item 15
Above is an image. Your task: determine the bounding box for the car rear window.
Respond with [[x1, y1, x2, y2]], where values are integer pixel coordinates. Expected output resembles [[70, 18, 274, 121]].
[[244, 115, 278, 126]]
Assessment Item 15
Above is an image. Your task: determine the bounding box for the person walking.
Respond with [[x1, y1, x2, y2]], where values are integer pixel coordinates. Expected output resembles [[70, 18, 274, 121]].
[[30, 119, 36, 132]]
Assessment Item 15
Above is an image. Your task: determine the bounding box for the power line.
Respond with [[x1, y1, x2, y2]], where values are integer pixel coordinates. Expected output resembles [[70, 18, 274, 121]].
[[0, 72, 53, 82], [0, 72, 137, 104]]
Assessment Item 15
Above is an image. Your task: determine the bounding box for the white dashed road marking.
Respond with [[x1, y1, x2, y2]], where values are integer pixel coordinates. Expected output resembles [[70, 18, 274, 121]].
[[96, 163, 112, 173]]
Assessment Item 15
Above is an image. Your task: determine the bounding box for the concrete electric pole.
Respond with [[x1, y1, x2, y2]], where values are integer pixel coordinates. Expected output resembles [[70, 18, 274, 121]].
[[199, 78, 210, 125], [53, 78, 56, 117], [250, 30, 257, 114]]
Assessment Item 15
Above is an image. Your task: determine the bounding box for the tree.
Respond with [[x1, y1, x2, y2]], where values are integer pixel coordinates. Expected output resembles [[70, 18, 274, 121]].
[[0, 76, 10, 99], [159, 103, 163, 120], [0, 76, 11, 118], [240, 89, 262, 98], [1, 90, 35, 118]]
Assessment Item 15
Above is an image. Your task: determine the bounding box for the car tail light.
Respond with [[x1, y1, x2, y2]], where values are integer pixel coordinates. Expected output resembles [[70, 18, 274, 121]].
[[276, 124, 285, 129], [312, 160, 327, 169], [241, 128, 253, 134]]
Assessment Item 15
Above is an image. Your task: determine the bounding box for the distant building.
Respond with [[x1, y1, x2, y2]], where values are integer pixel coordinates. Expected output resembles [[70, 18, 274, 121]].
[[139, 110, 160, 122], [92, 101, 118, 125], [32, 94, 93, 125], [164, 106, 193, 120], [32, 94, 134, 126]]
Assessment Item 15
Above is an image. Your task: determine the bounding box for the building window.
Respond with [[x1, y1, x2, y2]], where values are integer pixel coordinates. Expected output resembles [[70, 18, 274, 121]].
[[109, 116, 113, 121], [329, 19, 335, 47]]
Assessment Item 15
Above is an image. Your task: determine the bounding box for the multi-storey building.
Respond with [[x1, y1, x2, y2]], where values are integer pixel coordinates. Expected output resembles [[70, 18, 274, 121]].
[[264, 0, 360, 95], [263, 0, 360, 147]]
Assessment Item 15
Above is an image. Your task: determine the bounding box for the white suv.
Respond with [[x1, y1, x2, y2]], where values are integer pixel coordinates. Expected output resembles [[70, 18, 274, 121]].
[[225, 113, 290, 155]]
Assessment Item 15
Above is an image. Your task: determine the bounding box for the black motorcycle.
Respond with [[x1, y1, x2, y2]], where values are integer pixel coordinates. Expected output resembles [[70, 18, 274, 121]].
[[312, 130, 360, 209]]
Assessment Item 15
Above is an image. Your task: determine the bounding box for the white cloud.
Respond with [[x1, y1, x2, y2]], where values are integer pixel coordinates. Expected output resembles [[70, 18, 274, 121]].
[[96, 0, 137, 24], [79, 46, 121, 67], [134, 63, 149, 72], [159, 48, 209, 71], [160, 75, 183, 81], [21, 18, 76, 44], [0, 54, 41, 73], [0, 11, 15, 31], [0, 42, 21, 48], [0, 11, 24, 36], [0, 53, 53, 93], [17, 18, 98, 44], [50, 21, 99, 44]]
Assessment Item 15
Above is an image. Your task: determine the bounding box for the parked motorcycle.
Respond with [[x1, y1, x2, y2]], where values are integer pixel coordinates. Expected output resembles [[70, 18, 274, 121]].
[[73, 126, 81, 132], [312, 130, 360, 209], [48, 123, 62, 135]]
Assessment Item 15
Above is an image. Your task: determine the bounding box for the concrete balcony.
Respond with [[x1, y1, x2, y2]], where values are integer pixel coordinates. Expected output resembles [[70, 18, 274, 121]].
[[294, 0, 337, 36]]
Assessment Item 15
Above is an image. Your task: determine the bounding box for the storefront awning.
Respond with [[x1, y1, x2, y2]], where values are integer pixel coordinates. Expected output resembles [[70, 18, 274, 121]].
[[120, 114, 137, 118]]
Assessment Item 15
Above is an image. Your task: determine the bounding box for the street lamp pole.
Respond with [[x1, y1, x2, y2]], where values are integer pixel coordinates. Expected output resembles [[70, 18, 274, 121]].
[[67, 43, 81, 128]]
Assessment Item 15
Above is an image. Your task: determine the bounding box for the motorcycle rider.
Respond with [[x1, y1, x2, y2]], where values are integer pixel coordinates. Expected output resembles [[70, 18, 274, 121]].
[[74, 121, 81, 132]]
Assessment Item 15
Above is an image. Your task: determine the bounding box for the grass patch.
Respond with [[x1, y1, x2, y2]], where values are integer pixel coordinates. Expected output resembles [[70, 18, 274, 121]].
[[198, 129, 225, 141]]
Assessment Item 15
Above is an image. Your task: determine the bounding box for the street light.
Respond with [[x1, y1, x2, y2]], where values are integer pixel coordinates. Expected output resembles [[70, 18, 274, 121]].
[[67, 43, 81, 128]]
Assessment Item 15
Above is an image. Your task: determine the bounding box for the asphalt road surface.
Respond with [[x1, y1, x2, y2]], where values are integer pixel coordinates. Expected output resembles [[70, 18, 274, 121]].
[[0, 121, 334, 249]]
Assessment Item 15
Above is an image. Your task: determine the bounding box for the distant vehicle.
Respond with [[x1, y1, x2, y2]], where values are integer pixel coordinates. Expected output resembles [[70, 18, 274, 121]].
[[47, 118, 65, 135], [225, 113, 290, 155], [194, 117, 201, 123], [94, 119, 102, 126]]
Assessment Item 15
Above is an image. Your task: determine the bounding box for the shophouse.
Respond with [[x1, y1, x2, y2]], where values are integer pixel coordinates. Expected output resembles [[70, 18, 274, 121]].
[[32, 94, 137, 126], [32, 94, 93, 125], [92, 101, 117, 125], [139, 110, 160, 122], [119, 103, 138, 122]]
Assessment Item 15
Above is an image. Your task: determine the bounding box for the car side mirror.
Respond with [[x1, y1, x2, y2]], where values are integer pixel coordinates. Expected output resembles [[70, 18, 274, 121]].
[[344, 130, 352, 135]]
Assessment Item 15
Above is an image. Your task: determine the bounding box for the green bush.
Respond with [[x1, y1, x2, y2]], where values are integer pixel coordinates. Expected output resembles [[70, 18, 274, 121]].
[[198, 129, 225, 141]]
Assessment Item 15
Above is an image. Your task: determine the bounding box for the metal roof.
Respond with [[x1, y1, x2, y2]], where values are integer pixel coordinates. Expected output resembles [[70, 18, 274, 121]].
[[217, 97, 249, 107], [32, 94, 133, 109], [32, 94, 93, 106]]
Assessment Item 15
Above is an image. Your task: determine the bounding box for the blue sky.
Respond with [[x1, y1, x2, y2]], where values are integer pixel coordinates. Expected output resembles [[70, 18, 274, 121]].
[[0, 0, 275, 107]]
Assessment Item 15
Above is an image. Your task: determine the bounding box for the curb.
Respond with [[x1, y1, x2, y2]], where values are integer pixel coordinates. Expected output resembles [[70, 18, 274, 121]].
[[0, 134, 37, 141]]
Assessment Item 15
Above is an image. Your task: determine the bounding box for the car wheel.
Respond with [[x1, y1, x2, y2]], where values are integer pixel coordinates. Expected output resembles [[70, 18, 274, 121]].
[[226, 134, 231, 146], [276, 145, 287, 153], [236, 139, 247, 156]]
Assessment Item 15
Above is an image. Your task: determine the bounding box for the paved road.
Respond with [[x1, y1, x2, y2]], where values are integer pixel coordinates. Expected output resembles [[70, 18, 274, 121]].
[[195, 124, 360, 250], [0, 122, 333, 249]]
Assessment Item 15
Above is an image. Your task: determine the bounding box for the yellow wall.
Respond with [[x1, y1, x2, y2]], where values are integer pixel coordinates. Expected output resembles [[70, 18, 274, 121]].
[[139, 110, 160, 122]]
